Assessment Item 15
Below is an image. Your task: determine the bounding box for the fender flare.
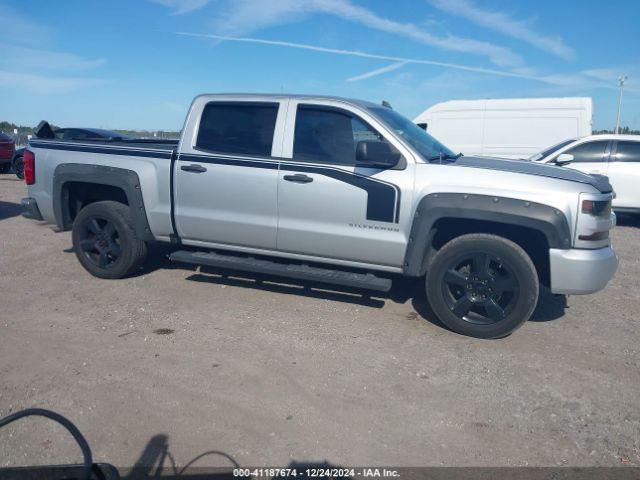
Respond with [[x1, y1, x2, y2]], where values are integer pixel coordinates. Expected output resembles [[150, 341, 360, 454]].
[[52, 163, 154, 242], [403, 193, 572, 276]]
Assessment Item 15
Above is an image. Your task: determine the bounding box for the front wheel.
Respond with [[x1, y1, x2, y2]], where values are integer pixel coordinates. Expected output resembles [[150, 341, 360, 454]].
[[426, 233, 539, 339], [72, 201, 147, 279]]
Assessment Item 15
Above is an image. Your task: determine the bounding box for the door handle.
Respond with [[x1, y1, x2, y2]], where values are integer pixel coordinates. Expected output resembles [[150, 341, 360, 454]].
[[181, 164, 207, 173], [283, 174, 313, 183]]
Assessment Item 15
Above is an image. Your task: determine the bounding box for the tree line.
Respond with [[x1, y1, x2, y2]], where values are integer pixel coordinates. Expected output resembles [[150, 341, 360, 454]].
[[0, 121, 180, 139]]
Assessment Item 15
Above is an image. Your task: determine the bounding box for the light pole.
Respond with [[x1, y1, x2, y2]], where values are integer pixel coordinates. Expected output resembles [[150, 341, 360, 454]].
[[615, 75, 627, 134]]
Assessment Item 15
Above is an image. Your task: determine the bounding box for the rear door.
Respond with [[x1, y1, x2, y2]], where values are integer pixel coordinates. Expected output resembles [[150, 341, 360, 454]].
[[276, 101, 413, 268], [606, 140, 640, 209], [174, 100, 286, 249]]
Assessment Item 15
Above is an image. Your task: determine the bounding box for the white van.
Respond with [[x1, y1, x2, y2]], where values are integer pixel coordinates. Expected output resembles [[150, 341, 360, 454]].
[[414, 97, 593, 159]]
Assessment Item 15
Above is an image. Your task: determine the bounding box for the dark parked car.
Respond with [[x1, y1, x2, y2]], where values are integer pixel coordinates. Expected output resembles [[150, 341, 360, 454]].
[[0, 132, 16, 174], [12, 128, 134, 179]]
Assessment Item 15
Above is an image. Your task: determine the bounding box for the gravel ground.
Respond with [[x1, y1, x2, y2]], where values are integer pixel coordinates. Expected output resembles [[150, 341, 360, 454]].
[[1, 173, 639, 470]]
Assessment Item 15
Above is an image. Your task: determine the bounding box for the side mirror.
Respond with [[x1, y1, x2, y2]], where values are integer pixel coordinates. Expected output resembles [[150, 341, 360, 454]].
[[555, 153, 574, 165], [356, 141, 401, 168], [416, 123, 427, 131]]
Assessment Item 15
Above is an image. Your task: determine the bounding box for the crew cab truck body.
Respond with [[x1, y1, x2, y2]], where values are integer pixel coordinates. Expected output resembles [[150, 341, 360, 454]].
[[22, 94, 618, 338]]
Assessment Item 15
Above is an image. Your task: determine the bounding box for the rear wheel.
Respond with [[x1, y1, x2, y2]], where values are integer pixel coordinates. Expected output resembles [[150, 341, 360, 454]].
[[0, 162, 10, 174], [12, 155, 24, 179], [426, 233, 539, 339], [72, 201, 147, 279]]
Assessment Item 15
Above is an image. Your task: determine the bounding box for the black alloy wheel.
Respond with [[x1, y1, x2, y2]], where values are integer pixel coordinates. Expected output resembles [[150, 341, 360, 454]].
[[77, 217, 122, 269], [72, 201, 147, 279], [426, 233, 539, 339], [441, 252, 518, 325]]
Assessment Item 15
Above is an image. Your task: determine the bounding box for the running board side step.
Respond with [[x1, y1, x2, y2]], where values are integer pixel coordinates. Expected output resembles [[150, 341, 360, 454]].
[[169, 250, 392, 292]]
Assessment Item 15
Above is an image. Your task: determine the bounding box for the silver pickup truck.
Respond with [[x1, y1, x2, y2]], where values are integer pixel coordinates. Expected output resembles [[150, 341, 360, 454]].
[[21, 94, 618, 338]]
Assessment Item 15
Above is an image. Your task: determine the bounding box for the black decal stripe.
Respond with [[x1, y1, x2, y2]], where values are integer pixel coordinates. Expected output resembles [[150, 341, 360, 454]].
[[30, 141, 173, 159], [29, 142, 400, 224], [179, 153, 279, 170], [280, 163, 399, 223], [295, 163, 401, 223], [455, 155, 613, 193], [183, 154, 399, 222]]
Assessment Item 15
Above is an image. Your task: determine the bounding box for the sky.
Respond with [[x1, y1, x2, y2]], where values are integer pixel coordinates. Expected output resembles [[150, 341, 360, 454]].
[[1, 0, 639, 131]]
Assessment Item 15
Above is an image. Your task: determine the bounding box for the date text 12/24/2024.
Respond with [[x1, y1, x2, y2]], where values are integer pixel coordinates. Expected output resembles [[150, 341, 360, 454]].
[[233, 468, 400, 478]]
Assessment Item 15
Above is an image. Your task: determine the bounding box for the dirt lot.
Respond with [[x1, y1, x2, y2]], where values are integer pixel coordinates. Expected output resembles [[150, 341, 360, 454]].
[[1, 173, 639, 469]]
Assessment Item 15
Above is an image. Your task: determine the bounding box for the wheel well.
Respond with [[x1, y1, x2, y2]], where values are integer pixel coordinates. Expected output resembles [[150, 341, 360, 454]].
[[427, 218, 550, 286], [62, 181, 128, 227]]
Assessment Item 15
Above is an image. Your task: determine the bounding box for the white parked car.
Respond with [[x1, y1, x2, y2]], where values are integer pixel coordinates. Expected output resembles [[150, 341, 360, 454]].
[[531, 134, 640, 214]]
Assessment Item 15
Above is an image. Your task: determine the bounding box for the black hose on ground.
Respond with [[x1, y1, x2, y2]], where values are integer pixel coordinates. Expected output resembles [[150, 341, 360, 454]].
[[0, 408, 93, 480]]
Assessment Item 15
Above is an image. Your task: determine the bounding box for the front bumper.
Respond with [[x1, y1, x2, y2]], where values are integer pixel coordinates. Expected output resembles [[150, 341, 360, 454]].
[[549, 247, 618, 295], [21, 197, 43, 221]]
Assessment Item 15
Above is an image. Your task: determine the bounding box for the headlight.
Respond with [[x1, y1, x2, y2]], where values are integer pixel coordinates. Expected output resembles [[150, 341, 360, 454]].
[[575, 194, 614, 249], [581, 199, 611, 217]]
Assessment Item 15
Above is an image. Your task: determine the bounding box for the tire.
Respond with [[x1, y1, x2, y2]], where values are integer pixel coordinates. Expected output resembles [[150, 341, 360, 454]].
[[0, 162, 10, 174], [426, 233, 539, 339], [72, 201, 147, 279], [12, 155, 24, 179]]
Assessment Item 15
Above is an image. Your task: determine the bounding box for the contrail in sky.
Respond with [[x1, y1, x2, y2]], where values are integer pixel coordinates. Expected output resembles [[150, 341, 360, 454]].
[[175, 32, 560, 84]]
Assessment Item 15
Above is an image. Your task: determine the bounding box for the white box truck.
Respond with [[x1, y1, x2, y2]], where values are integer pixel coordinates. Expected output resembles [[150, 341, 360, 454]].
[[414, 97, 593, 159]]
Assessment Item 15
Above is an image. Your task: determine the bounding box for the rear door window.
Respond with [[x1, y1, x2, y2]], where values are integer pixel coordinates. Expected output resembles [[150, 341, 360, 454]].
[[613, 141, 640, 162], [561, 140, 609, 163], [196, 102, 279, 157]]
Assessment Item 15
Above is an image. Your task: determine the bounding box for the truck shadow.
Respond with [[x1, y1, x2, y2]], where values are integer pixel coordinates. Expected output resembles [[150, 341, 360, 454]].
[[615, 213, 640, 228], [180, 264, 566, 327], [185, 269, 390, 309], [133, 246, 566, 328], [529, 288, 568, 322], [135, 248, 395, 307], [0, 200, 22, 221]]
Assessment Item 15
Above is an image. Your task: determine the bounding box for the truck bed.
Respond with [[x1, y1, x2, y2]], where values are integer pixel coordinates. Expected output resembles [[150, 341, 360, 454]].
[[27, 137, 179, 239]]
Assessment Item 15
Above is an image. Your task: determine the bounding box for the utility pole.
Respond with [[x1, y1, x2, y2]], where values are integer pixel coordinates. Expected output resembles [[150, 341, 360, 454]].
[[615, 75, 627, 134]]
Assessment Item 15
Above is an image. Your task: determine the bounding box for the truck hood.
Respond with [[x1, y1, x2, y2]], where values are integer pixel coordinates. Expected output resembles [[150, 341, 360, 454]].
[[448, 156, 612, 194]]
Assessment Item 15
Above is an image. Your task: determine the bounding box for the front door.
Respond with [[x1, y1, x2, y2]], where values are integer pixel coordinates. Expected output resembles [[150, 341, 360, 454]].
[[276, 102, 413, 268], [174, 100, 286, 249], [552, 139, 611, 176]]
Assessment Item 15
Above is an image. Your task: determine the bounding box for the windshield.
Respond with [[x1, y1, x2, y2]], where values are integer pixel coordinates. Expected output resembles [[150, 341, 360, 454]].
[[528, 138, 576, 161], [369, 107, 456, 160]]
